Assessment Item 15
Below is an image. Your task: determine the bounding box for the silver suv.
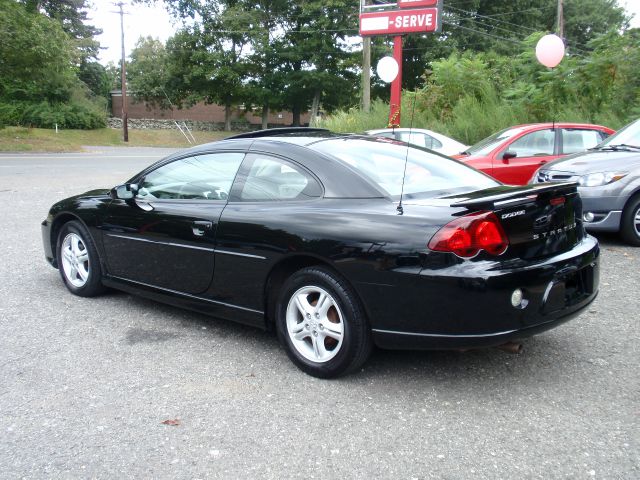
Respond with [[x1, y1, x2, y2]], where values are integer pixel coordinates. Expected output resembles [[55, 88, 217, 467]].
[[532, 118, 640, 246]]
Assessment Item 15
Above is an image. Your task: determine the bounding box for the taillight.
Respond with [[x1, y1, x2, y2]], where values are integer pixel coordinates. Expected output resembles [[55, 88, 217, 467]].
[[428, 211, 508, 258]]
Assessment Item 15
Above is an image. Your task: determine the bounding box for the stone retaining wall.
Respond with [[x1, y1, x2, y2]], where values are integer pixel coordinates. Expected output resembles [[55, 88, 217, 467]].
[[107, 117, 259, 131]]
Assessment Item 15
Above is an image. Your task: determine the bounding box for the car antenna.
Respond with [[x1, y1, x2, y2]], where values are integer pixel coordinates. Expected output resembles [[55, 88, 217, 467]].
[[397, 90, 417, 215]]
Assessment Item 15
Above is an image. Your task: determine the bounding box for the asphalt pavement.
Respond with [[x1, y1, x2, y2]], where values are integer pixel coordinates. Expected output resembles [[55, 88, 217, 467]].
[[0, 147, 638, 479]]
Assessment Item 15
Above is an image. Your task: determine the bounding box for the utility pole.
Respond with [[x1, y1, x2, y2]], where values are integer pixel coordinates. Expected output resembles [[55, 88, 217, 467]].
[[557, 0, 564, 39], [362, 37, 371, 113], [115, 2, 129, 142]]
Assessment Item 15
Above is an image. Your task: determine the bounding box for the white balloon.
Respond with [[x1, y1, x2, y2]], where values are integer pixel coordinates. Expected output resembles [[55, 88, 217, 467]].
[[535, 34, 565, 68], [376, 56, 399, 83]]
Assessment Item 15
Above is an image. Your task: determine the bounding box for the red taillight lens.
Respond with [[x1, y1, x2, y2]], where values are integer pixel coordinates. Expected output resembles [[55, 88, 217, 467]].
[[428, 211, 508, 257]]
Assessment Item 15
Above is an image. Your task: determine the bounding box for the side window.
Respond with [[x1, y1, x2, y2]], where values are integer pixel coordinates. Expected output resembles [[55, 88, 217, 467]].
[[399, 131, 426, 147], [398, 132, 444, 150], [508, 129, 555, 157], [238, 155, 322, 201], [562, 129, 602, 154], [376, 132, 396, 139], [137, 152, 244, 201]]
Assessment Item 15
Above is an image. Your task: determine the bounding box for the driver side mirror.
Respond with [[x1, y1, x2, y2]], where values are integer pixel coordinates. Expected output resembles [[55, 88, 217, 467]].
[[111, 183, 138, 200], [502, 150, 517, 161]]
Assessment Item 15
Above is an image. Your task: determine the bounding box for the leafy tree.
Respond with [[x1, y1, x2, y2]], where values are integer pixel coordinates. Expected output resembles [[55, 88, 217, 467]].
[[0, 0, 106, 128], [79, 61, 111, 99], [0, 0, 77, 102], [128, 37, 172, 108], [20, 0, 101, 60]]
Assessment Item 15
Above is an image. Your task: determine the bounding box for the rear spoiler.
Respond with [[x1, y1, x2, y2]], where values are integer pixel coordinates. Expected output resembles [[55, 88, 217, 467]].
[[450, 182, 578, 209]]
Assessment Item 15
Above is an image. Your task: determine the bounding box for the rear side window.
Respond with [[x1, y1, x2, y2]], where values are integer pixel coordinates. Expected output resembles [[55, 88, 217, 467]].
[[311, 138, 497, 198], [561, 129, 603, 154], [398, 132, 443, 150], [237, 154, 322, 201]]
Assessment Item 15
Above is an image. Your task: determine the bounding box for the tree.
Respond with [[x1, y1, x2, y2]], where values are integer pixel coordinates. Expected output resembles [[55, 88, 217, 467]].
[[0, 0, 105, 128], [20, 0, 101, 61], [79, 61, 111, 99], [128, 37, 171, 108], [0, 0, 77, 102]]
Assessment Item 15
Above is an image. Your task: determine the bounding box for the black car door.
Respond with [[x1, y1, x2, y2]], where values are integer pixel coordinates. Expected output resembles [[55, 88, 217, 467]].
[[213, 152, 324, 312], [101, 151, 245, 295]]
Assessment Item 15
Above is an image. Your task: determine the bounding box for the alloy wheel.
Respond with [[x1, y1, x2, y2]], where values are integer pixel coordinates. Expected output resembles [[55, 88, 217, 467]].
[[60, 233, 90, 288], [285, 286, 344, 363]]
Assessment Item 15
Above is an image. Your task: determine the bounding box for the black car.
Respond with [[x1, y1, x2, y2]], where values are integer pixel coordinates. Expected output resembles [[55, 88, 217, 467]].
[[41, 128, 600, 378]]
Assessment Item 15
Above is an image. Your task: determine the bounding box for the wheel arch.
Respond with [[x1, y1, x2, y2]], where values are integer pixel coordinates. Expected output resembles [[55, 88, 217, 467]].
[[50, 213, 83, 266], [263, 255, 362, 331], [50, 213, 103, 270], [622, 188, 640, 213]]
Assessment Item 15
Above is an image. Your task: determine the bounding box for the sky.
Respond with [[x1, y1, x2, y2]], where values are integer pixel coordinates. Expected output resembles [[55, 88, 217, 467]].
[[89, 1, 175, 66], [90, 0, 640, 66]]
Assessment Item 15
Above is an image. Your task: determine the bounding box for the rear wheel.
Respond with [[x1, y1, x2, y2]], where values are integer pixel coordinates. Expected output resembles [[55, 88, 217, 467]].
[[56, 220, 106, 297], [620, 195, 640, 246], [276, 267, 372, 378]]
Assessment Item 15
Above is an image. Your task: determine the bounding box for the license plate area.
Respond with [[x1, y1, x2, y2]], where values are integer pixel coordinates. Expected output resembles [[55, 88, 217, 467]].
[[542, 264, 598, 314]]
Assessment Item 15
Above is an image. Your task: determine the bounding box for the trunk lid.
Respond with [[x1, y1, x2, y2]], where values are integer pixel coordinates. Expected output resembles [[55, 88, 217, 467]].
[[445, 182, 584, 260]]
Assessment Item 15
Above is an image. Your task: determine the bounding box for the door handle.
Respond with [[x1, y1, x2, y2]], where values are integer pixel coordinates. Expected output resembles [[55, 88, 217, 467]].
[[191, 221, 213, 236]]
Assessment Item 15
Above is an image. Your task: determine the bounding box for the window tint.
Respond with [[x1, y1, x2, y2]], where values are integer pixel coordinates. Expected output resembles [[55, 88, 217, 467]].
[[138, 152, 244, 200], [508, 129, 554, 156], [398, 132, 443, 150], [311, 138, 497, 199], [376, 132, 396, 139], [238, 155, 322, 201], [561, 129, 604, 154]]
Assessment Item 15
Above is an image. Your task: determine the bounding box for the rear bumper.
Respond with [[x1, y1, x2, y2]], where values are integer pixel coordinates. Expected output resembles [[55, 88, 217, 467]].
[[359, 236, 600, 350], [372, 293, 596, 349]]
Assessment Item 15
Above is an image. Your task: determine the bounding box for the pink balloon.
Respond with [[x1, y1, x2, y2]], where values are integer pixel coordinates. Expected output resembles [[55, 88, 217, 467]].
[[535, 34, 565, 68]]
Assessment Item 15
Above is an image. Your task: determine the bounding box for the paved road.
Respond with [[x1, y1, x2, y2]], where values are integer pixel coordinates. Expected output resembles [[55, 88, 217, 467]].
[[0, 148, 638, 479]]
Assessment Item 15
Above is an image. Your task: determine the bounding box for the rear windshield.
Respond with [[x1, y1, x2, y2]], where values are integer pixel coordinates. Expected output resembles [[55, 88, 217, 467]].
[[310, 137, 498, 199]]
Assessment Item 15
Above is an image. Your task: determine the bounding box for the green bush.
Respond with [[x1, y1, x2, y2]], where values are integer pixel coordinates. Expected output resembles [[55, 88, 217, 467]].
[[0, 100, 106, 129]]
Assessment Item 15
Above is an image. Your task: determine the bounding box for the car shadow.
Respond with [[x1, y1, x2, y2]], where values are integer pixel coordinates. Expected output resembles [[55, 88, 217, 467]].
[[109, 289, 583, 385]]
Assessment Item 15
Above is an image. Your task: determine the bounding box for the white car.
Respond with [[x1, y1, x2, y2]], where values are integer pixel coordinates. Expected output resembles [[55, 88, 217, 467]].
[[365, 128, 469, 156]]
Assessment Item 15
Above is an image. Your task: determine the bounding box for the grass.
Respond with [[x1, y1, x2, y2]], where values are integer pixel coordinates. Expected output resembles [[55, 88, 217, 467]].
[[0, 127, 241, 152]]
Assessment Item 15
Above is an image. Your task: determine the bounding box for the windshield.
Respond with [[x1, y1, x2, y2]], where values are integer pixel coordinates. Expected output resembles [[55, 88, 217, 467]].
[[310, 137, 498, 199], [599, 118, 640, 148], [465, 127, 527, 156]]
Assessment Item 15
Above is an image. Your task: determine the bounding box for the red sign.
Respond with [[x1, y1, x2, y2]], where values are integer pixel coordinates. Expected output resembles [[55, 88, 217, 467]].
[[398, 0, 438, 8], [359, 8, 439, 36]]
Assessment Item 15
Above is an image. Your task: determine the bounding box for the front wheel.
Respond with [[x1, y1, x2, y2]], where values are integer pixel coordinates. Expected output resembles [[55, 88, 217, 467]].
[[620, 195, 640, 246], [276, 267, 372, 378], [56, 220, 106, 297]]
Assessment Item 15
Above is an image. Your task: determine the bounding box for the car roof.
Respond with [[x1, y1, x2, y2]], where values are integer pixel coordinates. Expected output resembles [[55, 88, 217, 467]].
[[506, 122, 612, 130]]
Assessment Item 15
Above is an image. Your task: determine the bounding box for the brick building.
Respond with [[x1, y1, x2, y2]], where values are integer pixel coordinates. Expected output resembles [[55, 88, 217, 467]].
[[110, 91, 310, 126]]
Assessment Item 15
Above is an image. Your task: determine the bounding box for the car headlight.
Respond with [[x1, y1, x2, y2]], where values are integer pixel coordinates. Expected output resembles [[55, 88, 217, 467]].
[[578, 172, 628, 187]]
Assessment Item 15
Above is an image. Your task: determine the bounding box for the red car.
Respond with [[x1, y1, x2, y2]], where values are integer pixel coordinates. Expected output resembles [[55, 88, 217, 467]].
[[454, 123, 615, 185]]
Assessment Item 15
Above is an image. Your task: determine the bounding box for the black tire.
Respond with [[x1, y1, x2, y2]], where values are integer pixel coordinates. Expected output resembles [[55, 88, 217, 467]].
[[620, 195, 640, 246], [56, 220, 106, 297], [275, 267, 372, 378]]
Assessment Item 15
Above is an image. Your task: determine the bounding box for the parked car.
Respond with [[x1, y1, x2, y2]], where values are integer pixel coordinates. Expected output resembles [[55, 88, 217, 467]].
[[532, 118, 640, 246], [365, 128, 468, 156], [42, 128, 599, 378], [455, 123, 615, 185]]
